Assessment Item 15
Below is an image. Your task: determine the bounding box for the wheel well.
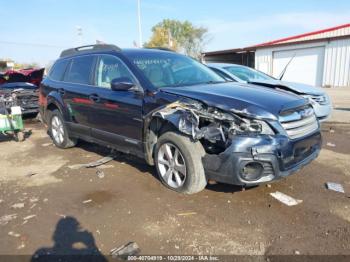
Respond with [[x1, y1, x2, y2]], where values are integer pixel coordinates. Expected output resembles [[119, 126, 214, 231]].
[[47, 103, 59, 112], [45, 103, 60, 122], [144, 117, 177, 165]]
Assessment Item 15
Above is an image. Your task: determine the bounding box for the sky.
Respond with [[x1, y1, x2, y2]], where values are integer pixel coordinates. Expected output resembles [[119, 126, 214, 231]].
[[0, 0, 349, 66]]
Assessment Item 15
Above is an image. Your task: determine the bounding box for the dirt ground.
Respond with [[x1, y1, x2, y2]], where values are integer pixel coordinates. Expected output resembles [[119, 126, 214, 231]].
[[0, 90, 349, 258]]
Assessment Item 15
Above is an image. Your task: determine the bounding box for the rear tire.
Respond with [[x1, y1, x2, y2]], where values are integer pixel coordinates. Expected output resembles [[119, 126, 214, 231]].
[[155, 131, 207, 194], [48, 110, 77, 149]]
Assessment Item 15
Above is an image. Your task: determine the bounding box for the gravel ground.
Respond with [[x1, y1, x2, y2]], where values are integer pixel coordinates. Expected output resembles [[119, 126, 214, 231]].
[[0, 89, 349, 258]]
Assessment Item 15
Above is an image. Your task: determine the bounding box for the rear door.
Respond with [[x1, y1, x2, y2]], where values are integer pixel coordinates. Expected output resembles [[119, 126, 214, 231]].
[[89, 54, 144, 154], [62, 55, 97, 137]]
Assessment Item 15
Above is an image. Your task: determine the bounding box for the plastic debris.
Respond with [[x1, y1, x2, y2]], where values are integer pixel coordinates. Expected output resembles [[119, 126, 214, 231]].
[[68, 155, 114, 170], [25, 172, 37, 177], [30, 197, 39, 203], [326, 142, 336, 147], [83, 199, 93, 204], [96, 169, 105, 179], [0, 214, 17, 225], [17, 243, 25, 250], [41, 143, 52, 147], [270, 192, 303, 206], [8, 231, 20, 238], [23, 215, 36, 221], [110, 242, 140, 259], [177, 212, 197, 216], [98, 164, 114, 169], [325, 182, 345, 193], [11, 203, 25, 209]]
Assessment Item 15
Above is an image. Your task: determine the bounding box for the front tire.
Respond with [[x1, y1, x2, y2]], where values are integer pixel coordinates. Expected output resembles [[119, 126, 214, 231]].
[[48, 110, 77, 149], [155, 131, 207, 194]]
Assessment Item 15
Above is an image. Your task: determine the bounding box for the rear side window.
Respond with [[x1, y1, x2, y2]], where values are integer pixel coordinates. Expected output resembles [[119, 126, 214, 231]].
[[49, 59, 69, 81], [65, 56, 95, 85]]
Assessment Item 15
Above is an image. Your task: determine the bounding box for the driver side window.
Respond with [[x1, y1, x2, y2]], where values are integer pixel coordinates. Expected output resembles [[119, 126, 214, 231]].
[[95, 55, 134, 88]]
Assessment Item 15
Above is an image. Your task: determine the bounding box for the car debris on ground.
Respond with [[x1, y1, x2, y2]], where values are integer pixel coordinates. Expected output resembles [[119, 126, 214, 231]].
[[8, 231, 20, 238], [25, 172, 37, 177], [325, 182, 345, 193], [23, 214, 36, 221], [110, 242, 140, 260], [96, 169, 105, 179], [270, 191, 303, 206], [67, 155, 115, 170], [11, 203, 24, 209], [177, 212, 197, 216], [0, 214, 17, 225]]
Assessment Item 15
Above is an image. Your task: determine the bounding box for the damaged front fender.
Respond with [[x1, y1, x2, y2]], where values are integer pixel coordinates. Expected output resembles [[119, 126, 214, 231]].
[[151, 99, 275, 155], [152, 99, 234, 142]]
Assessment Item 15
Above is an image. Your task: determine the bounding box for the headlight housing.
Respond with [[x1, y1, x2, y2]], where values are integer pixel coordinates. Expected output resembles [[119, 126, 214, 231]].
[[303, 94, 329, 106], [235, 118, 275, 135]]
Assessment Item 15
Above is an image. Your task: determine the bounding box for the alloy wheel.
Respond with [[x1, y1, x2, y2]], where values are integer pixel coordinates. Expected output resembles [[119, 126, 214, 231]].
[[157, 143, 187, 188], [51, 116, 64, 145]]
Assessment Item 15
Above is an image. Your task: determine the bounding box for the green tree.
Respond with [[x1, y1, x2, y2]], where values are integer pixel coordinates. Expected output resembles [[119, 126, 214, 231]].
[[145, 19, 208, 59]]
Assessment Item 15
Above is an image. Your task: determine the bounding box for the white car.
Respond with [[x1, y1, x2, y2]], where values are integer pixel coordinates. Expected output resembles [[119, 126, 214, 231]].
[[208, 63, 332, 121]]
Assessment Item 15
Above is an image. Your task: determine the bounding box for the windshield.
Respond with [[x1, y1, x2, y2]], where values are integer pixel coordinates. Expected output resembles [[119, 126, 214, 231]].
[[224, 66, 274, 82], [130, 52, 226, 88]]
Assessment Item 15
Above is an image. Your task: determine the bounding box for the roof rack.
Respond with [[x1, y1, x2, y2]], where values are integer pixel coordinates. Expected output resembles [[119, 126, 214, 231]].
[[145, 47, 176, 52], [60, 44, 122, 58]]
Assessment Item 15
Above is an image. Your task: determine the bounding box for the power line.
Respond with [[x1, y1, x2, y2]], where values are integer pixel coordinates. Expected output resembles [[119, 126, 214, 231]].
[[0, 41, 67, 48]]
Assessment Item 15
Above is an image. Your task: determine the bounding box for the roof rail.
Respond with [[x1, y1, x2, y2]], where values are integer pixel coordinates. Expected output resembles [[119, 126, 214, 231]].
[[60, 44, 122, 58], [145, 47, 176, 52]]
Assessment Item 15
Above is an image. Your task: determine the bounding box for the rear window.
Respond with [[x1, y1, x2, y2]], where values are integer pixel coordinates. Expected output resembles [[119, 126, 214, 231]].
[[49, 59, 69, 81], [65, 56, 95, 85]]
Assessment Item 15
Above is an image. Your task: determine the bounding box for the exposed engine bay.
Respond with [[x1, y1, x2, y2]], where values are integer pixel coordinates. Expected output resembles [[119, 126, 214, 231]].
[[153, 99, 271, 154], [0, 88, 39, 115]]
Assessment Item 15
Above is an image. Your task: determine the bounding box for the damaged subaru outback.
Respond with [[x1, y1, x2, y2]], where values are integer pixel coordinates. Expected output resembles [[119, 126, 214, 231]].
[[39, 44, 322, 194]]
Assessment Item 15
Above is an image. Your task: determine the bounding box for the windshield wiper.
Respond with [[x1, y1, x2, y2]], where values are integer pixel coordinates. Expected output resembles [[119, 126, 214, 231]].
[[163, 80, 225, 88], [203, 80, 226, 85]]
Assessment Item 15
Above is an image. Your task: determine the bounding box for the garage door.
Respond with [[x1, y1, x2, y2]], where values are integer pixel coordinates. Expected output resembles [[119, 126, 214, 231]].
[[272, 46, 325, 86]]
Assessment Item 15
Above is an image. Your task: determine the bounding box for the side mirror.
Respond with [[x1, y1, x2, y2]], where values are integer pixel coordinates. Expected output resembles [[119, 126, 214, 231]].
[[111, 77, 135, 91]]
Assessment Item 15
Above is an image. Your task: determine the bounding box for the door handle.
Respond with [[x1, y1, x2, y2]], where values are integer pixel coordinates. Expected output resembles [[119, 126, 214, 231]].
[[58, 88, 65, 95], [89, 94, 100, 103]]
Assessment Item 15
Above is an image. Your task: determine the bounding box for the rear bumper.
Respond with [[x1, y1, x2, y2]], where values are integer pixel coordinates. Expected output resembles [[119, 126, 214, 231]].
[[203, 131, 322, 186]]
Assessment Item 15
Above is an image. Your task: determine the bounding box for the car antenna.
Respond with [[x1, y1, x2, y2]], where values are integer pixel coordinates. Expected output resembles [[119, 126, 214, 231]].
[[278, 53, 296, 80]]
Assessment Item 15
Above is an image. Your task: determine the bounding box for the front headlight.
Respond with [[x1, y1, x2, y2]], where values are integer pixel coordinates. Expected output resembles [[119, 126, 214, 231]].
[[237, 118, 275, 135], [303, 94, 329, 106]]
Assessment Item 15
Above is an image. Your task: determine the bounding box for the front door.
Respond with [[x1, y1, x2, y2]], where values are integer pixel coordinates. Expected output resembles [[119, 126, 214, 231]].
[[89, 54, 143, 154]]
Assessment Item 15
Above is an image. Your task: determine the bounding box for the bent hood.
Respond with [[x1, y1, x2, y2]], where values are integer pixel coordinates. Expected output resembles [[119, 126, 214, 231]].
[[161, 82, 308, 120], [248, 79, 324, 96]]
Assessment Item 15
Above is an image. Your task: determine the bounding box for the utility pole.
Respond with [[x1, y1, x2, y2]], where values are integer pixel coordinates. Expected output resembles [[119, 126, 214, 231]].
[[76, 26, 83, 46], [137, 0, 143, 47]]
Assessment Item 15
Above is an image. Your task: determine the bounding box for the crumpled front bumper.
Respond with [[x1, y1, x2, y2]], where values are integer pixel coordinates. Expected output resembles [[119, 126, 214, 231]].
[[203, 131, 322, 186]]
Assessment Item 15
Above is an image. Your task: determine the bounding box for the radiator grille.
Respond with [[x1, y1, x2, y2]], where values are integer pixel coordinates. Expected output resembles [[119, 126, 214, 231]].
[[280, 108, 318, 139]]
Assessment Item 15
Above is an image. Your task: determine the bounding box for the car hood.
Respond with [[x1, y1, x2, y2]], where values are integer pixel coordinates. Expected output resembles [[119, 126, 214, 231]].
[[0, 82, 38, 89], [248, 79, 324, 96], [161, 82, 308, 120]]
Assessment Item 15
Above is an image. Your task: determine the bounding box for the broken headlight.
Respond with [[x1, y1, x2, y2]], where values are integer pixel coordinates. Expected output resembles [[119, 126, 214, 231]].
[[236, 119, 275, 135], [302, 94, 330, 106]]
